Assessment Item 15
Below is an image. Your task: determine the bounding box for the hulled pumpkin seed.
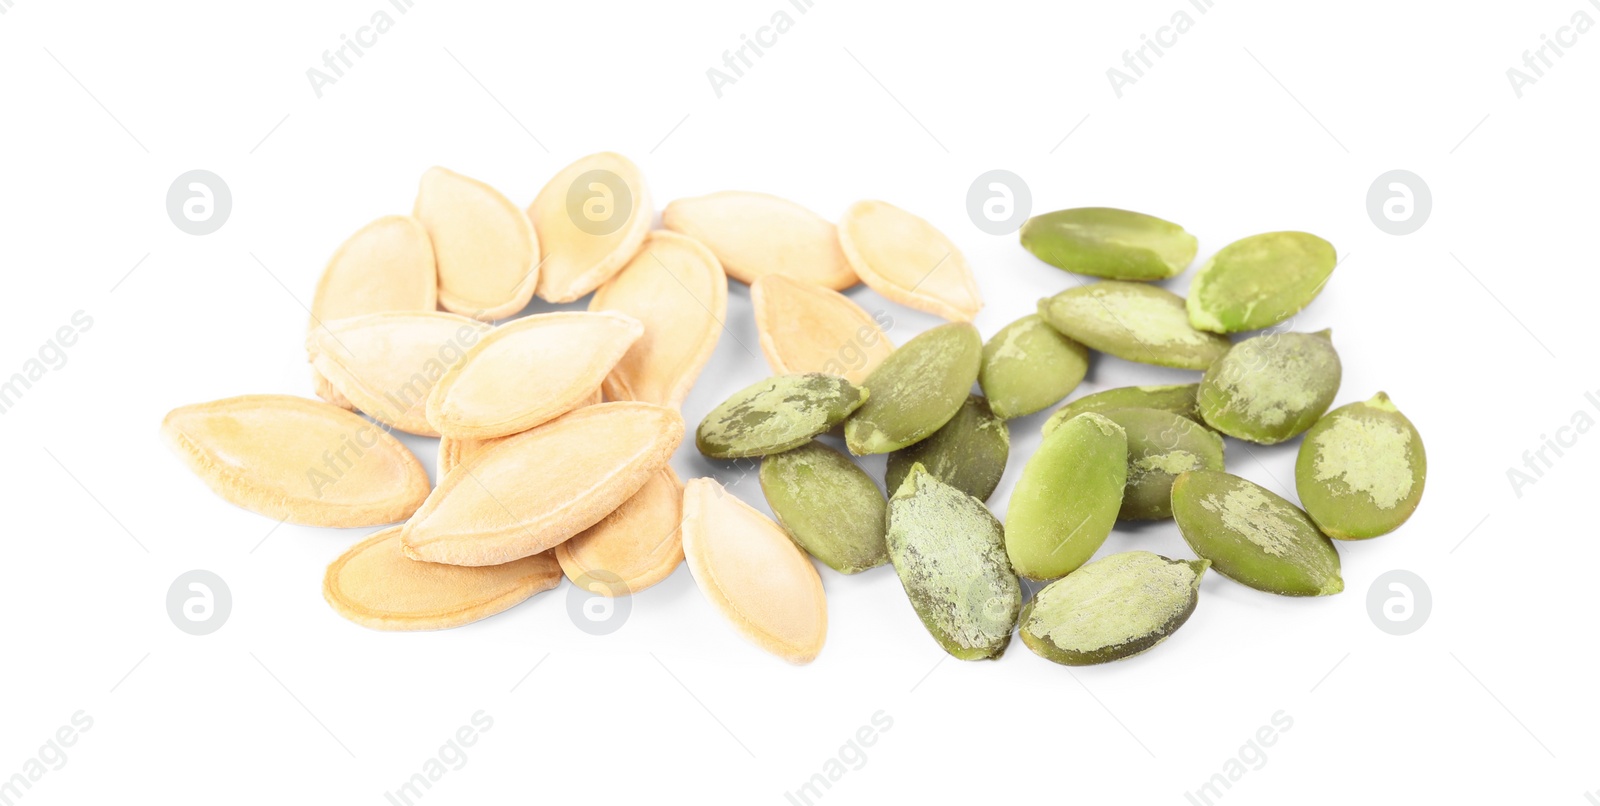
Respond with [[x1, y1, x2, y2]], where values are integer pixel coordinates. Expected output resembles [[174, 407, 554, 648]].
[[837, 200, 983, 321], [1187, 231, 1336, 333], [1295, 393, 1426, 540], [1019, 551, 1208, 666], [1038, 281, 1230, 370], [1102, 408, 1225, 521], [555, 467, 684, 596], [663, 191, 858, 290], [1198, 330, 1341, 445], [844, 322, 982, 455], [760, 442, 887, 574], [979, 314, 1089, 420], [414, 167, 541, 320], [696, 373, 868, 459], [885, 394, 1009, 502], [750, 274, 894, 384], [1042, 383, 1201, 436], [1019, 207, 1197, 281], [528, 151, 652, 303], [1005, 412, 1127, 580], [1171, 470, 1343, 596]]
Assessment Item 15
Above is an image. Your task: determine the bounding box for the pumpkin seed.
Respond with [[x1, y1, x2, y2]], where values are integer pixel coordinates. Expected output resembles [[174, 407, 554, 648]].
[[1020, 551, 1208, 666], [1042, 384, 1201, 437], [1295, 393, 1426, 540], [760, 442, 887, 574], [1005, 412, 1127, 580], [528, 151, 652, 303], [845, 322, 982, 455], [436, 391, 600, 476], [1101, 407, 1224, 521], [1198, 329, 1341, 445], [306, 312, 491, 437], [1187, 231, 1337, 333], [1038, 281, 1230, 370], [1171, 470, 1343, 596], [885, 394, 1009, 502], [697, 373, 868, 459], [750, 274, 893, 384], [663, 191, 858, 290], [1019, 207, 1197, 281], [414, 167, 541, 320], [886, 464, 1021, 660], [837, 200, 982, 321], [979, 314, 1089, 420], [555, 467, 684, 596]]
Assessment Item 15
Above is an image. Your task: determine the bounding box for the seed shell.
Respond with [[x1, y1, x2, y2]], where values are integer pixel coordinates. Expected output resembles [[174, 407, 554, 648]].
[[1295, 392, 1426, 540], [760, 442, 888, 574], [1020, 551, 1208, 666], [1005, 412, 1127, 580], [884, 394, 1009, 503], [306, 312, 491, 437], [1019, 207, 1197, 281], [1042, 384, 1201, 437], [1102, 407, 1225, 521], [413, 167, 541, 320], [750, 274, 893, 384], [1171, 470, 1344, 596], [555, 467, 685, 596], [979, 314, 1090, 420], [528, 151, 653, 303], [1038, 281, 1230, 370], [844, 322, 982, 455], [1187, 231, 1337, 333], [837, 200, 982, 321], [1198, 329, 1341, 445], [663, 191, 857, 289]]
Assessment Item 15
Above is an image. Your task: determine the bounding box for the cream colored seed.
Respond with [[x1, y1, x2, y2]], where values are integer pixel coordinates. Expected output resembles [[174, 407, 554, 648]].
[[528, 151, 652, 303], [306, 311, 491, 437], [662, 191, 858, 290], [413, 167, 541, 320], [555, 467, 685, 597], [436, 390, 601, 477], [750, 274, 893, 384], [837, 200, 982, 322]]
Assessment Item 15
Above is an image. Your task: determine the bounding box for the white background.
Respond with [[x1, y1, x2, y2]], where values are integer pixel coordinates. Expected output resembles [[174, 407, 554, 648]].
[[1, 1, 1595, 803]]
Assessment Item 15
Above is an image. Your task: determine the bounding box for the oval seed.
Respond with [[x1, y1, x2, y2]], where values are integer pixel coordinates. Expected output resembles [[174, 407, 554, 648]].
[[1020, 551, 1208, 666], [696, 373, 868, 459], [663, 191, 858, 290], [436, 391, 600, 477], [979, 314, 1089, 420], [885, 394, 1009, 503], [1172, 470, 1344, 596], [1295, 392, 1426, 540], [555, 467, 684, 596], [413, 167, 541, 320], [1038, 281, 1230, 370], [1042, 384, 1201, 437], [837, 200, 982, 321], [1019, 207, 1197, 281], [528, 151, 652, 303], [1187, 231, 1336, 333], [844, 322, 982, 455], [750, 274, 894, 384], [1198, 330, 1341, 445], [1005, 412, 1127, 580], [760, 442, 887, 574], [306, 311, 491, 437], [1102, 407, 1225, 521]]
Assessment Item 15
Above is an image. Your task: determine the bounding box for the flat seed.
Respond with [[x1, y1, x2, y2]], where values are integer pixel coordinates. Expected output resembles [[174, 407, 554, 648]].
[[1295, 392, 1426, 540], [555, 467, 684, 596], [414, 167, 540, 320], [589, 230, 727, 408], [886, 464, 1021, 660], [1020, 551, 1208, 666], [837, 200, 982, 321], [1187, 231, 1337, 333], [979, 314, 1089, 419], [1102, 407, 1225, 521], [528, 152, 652, 303], [401, 402, 683, 566], [885, 394, 1009, 502], [696, 373, 868, 459], [1042, 384, 1201, 437], [1172, 470, 1343, 596], [161, 395, 429, 527], [436, 391, 600, 477], [1199, 330, 1341, 445], [844, 322, 982, 455], [760, 442, 887, 574], [663, 191, 858, 290], [323, 526, 561, 631], [306, 311, 491, 437], [1019, 207, 1197, 281], [1038, 281, 1229, 370], [1005, 412, 1127, 580], [426, 311, 643, 440], [682, 477, 828, 664], [750, 274, 893, 384]]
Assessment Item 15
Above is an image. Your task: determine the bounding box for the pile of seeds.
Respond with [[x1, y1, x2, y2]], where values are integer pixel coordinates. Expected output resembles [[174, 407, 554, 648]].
[[161, 163, 1425, 666]]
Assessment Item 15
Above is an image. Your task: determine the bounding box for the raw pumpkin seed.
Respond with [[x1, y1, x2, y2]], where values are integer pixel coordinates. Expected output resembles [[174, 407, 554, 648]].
[[1020, 551, 1208, 666], [837, 200, 983, 321], [1019, 207, 1197, 281], [1171, 470, 1343, 596], [414, 167, 541, 320], [663, 191, 858, 290], [1295, 392, 1426, 540], [760, 442, 887, 574], [750, 274, 893, 384], [1038, 281, 1230, 370], [306, 312, 491, 437], [1187, 231, 1336, 333], [696, 373, 868, 459], [528, 151, 652, 303], [1042, 384, 1201, 436], [979, 314, 1089, 420], [845, 322, 982, 455], [436, 391, 600, 477], [1102, 407, 1224, 521], [555, 467, 684, 596], [1005, 412, 1127, 580], [885, 394, 1009, 502], [1198, 329, 1341, 445]]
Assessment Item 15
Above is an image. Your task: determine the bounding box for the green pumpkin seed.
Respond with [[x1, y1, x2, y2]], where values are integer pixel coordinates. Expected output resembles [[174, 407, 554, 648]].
[[696, 373, 867, 459], [1198, 330, 1341, 445], [1187, 231, 1336, 333], [979, 314, 1089, 420], [1295, 392, 1426, 540], [1042, 383, 1201, 437], [1171, 470, 1343, 597], [1038, 282, 1230, 370], [1020, 551, 1208, 666], [885, 394, 1009, 502], [760, 441, 887, 573], [1019, 207, 1197, 281], [887, 463, 1021, 660], [845, 322, 982, 455], [1102, 408, 1225, 521], [1005, 412, 1127, 580]]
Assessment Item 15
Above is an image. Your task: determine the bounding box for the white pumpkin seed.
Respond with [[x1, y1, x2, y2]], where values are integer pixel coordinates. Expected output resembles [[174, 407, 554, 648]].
[[663, 191, 857, 289], [837, 200, 982, 321], [528, 152, 652, 303], [750, 274, 893, 384], [306, 311, 490, 437], [413, 167, 540, 320]]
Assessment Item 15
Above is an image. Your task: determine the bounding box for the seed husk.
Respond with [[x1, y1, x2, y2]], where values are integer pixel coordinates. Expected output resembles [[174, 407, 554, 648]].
[[1171, 470, 1343, 596], [663, 191, 858, 290], [886, 464, 1021, 660], [414, 167, 541, 320], [161, 395, 430, 528], [1020, 551, 1208, 666], [837, 200, 982, 321], [979, 314, 1090, 420], [1019, 207, 1197, 281], [1101, 407, 1225, 521], [436, 391, 600, 477], [306, 312, 491, 437], [697, 373, 868, 459], [1005, 412, 1127, 580], [885, 394, 1009, 502], [750, 274, 893, 384], [760, 442, 887, 574], [682, 477, 828, 664], [1198, 329, 1341, 445], [1042, 384, 1201, 437], [1038, 281, 1230, 370], [323, 526, 562, 631], [1295, 392, 1426, 540], [555, 467, 684, 596], [1187, 231, 1336, 333], [528, 151, 652, 303], [845, 322, 982, 455]]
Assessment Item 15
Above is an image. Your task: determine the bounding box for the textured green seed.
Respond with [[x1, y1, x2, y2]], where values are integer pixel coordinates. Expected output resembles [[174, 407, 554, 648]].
[[1019, 207, 1198, 281], [1005, 412, 1127, 580], [696, 373, 867, 459], [1198, 330, 1341, 445], [845, 322, 982, 455], [1042, 384, 1201, 437], [885, 394, 1009, 503], [1187, 231, 1337, 333], [1102, 408, 1225, 521], [1295, 392, 1426, 540], [1172, 470, 1343, 597], [760, 442, 887, 573], [1020, 551, 1208, 666], [886, 464, 1021, 660], [979, 314, 1089, 420], [1038, 281, 1230, 370]]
